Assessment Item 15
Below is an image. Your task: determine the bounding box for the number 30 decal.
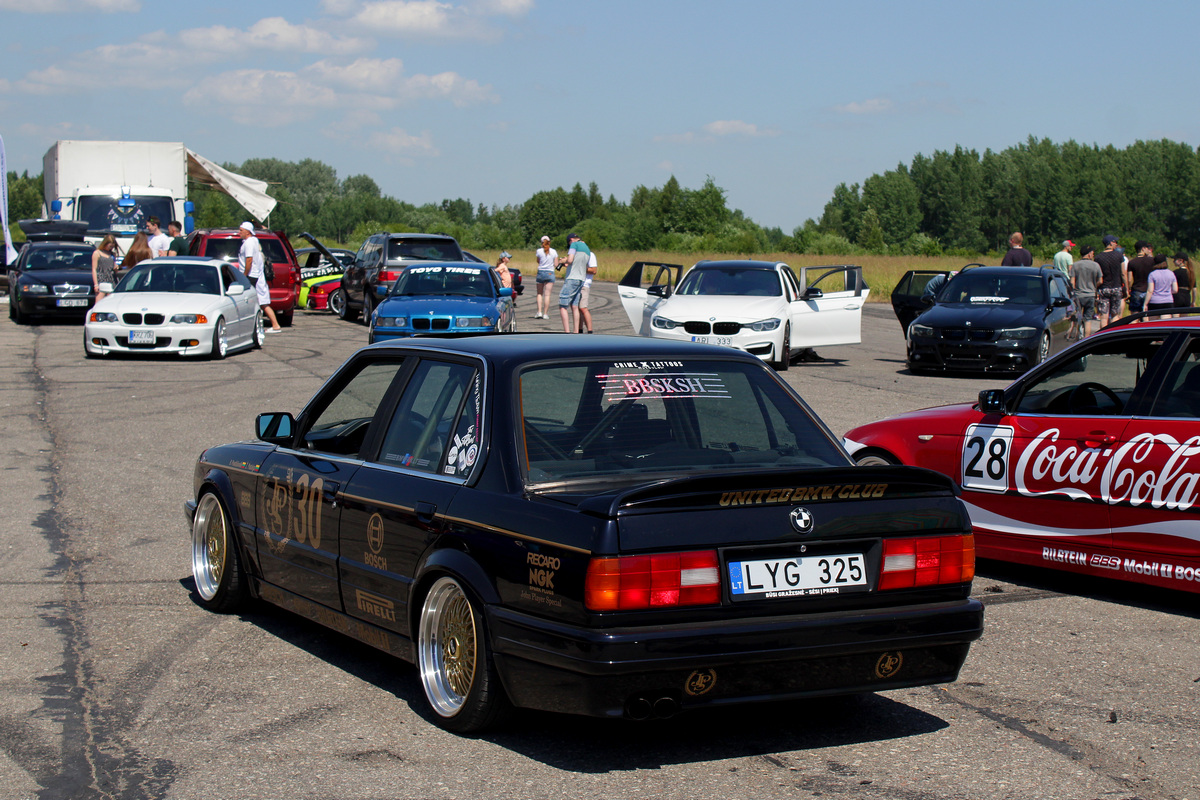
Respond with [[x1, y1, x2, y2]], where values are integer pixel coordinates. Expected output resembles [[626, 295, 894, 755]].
[[961, 424, 1014, 492]]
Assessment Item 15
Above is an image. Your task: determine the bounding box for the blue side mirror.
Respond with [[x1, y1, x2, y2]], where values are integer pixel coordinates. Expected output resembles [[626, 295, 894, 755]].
[[499, 287, 513, 297]]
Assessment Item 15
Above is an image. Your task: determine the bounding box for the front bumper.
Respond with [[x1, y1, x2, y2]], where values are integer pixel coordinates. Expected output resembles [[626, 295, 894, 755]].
[[647, 328, 778, 362], [14, 293, 94, 318], [907, 337, 1038, 372], [489, 597, 984, 718], [84, 322, 215, 356]]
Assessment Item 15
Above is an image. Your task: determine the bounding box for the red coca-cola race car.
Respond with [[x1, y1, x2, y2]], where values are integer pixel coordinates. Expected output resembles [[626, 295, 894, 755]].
[[844, 311, 1200, 594]]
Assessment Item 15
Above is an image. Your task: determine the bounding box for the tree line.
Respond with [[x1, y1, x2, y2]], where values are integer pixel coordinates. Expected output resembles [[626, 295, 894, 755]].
[[8, 136, 1199, 258]]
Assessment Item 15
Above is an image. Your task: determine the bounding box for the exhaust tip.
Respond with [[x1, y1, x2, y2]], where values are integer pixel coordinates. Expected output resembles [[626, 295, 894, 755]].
[[625, 696, 653, 721], [652, 696, 680, 719]]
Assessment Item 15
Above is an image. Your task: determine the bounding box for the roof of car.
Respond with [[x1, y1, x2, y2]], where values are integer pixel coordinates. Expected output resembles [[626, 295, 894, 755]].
[[191, 228, 285, 239], [379, 232, 459, 240], [365, 332, 762, 366], [692, 260, 784, 271]]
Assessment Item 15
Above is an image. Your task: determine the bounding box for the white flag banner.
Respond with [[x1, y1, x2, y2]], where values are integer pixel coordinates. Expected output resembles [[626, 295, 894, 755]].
[[0, 133, 18, 264]]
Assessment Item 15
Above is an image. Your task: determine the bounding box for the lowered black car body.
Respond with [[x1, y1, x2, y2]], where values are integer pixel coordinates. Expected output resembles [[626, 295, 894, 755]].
[[185, 334, 983, 732]]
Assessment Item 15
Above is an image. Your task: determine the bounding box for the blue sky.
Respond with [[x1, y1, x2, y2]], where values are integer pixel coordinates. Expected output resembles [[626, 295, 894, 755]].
[[3, 0, 1198, 231]]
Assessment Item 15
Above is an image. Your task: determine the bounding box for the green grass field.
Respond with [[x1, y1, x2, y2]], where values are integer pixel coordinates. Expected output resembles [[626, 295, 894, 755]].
[[480, 250, 975, 303]]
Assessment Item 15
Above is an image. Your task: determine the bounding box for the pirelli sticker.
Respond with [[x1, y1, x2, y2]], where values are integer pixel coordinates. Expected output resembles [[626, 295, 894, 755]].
[[719, 483, 888, 507]]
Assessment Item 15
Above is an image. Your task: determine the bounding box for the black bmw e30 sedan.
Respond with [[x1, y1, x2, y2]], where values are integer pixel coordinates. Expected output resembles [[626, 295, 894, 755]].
[[186, 333, 983, 732]]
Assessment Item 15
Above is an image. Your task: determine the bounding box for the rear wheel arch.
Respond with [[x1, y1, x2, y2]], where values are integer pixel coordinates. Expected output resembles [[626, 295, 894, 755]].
[[852, 447, 903, 467]]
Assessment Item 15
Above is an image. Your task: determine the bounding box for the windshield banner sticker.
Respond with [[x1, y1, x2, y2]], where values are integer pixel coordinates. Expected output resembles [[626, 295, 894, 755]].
[[600, 365, 729, 402]]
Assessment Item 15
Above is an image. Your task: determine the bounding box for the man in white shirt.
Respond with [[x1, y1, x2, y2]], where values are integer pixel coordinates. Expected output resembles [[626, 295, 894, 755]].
[[146, 216, 172, 258], [237, 222, 282, 332]]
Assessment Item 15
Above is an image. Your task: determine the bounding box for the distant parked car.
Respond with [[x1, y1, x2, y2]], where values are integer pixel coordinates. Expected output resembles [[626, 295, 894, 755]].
[[331, 232, 465, 323], [7, 219, 95, 324], [901, 266, 1074, 374], [368, 262, 516, 343], [84, 257, 262, 359], [296, 233, 355, 311], [187, 227, 301, 326]]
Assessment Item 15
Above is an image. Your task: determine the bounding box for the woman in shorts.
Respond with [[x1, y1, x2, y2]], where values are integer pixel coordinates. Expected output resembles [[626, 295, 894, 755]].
[[534, 236, 557, 319]]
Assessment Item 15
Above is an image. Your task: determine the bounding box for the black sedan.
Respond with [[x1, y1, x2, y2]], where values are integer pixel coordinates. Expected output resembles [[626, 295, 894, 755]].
[[8, 220, 96, 324], [186, 334, 983, 732], [905, 266, 1075, 373]]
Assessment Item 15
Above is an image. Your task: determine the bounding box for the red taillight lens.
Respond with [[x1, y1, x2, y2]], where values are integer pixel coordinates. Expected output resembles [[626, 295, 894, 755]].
[[585, 550, 721, 610], [378, 270, 401, 284], [878, 534, 975, 590]]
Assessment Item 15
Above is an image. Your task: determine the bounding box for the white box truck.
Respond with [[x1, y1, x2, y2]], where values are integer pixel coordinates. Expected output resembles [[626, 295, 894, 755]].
[[43, 140, 191, 244]]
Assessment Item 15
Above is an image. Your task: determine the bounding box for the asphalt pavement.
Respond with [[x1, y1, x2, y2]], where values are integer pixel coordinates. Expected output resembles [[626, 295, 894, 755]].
[[0, 286, 1197, 800]]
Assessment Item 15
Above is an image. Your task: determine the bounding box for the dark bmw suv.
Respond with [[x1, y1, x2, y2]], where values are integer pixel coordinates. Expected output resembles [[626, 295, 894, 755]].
[[330, 232, 465, 322]]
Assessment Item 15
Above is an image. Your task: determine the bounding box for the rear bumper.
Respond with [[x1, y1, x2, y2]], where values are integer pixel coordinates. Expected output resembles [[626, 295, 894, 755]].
[[489, 597, 984, 718]]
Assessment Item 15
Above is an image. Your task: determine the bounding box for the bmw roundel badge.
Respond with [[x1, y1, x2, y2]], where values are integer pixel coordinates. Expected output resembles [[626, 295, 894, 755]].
[[789, 507, 814, 534]]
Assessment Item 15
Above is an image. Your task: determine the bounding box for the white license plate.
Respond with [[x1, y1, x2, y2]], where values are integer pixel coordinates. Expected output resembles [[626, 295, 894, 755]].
[[129, 329, 155, 344], [56, 298, 89, 307], [728, 553, 867, 598], [690, 335, 732, 346]]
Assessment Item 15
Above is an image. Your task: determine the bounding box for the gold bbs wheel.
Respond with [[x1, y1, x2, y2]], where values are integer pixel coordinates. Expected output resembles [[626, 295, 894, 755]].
[[418, 577, 478, 717]]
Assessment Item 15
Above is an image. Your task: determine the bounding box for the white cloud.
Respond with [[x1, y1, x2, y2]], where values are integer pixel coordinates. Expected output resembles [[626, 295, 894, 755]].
[[352, 1, 458, 34], [0, 0, 139, 11], [307, 58, 408, 92], [469, 0, 534, 15], [367, 127, 439, 156], [833, 97, 894, 115], [305, 58, 496, 107], [182, 70, 339, 125], [702, 120, 779, 138], [655, 120, 778, 145], [178, 17, 366, 55]]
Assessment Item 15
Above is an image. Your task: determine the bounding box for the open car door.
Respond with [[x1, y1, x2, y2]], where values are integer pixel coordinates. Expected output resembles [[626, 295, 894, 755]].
[[617, 261, 682, 336], [789, 265, 870, 347], [891, 269, 953, 335]]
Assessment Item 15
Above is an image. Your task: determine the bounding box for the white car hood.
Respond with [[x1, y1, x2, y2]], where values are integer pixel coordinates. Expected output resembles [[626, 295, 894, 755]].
[[657, 294, 785, 322], [96, 292, 229, 316]]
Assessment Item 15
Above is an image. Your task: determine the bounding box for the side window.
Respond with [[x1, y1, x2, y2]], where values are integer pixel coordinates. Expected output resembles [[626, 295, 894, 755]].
[[1015, 335, 1166, 416], [378, 361, 477, 474], [780, 267, 800, 301], [302, 360, 408, 455], [1148, 336, 1200, 418], [220, 264, 235, 290], [1049, 276, 1068, 302]]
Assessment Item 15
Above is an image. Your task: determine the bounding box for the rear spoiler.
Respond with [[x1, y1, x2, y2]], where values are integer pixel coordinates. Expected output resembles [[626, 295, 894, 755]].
[[577, 465, 959, 517]]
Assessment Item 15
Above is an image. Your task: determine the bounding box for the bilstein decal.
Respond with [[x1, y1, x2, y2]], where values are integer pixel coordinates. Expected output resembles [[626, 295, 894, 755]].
[[719, 484, 888, 507]]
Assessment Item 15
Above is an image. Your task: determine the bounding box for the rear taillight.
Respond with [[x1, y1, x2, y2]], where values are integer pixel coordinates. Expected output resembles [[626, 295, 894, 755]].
[[879, 534, 975, 590], [585, 550, 721, 610], [378, 270, 401, 284]]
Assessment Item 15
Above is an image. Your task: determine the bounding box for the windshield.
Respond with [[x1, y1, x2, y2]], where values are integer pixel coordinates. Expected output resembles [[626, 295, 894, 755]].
[[676, 267, 781, 297], [76, 195, 175, 235], [520, 359, 846, 490], [22, 246, 93, 271], [390, 265, 496, 298], [115, 263, 221, 294], [941, 273, 1046, 305], [386, 238, 463, 262]]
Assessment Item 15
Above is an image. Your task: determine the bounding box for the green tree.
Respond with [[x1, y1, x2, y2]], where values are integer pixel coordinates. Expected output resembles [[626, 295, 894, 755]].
[[857, 206, 885, 253], [519, 188, 577, 244], [861, 167, 920, 245]]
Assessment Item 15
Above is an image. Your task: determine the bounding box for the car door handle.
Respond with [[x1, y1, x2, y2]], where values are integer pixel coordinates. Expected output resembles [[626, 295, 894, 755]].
[[416, 501, 437, 522], [1080, 433, 1118, 448]]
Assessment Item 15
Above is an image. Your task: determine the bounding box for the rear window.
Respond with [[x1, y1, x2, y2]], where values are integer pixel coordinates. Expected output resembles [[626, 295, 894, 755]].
[[519, 359, 847, 490], [387, 238, 463, 262]]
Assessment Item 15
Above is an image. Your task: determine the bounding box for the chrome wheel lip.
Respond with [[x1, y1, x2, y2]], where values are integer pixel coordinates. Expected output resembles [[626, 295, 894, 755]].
[[215, 319, 228, 357], [254, 312, 265, 346], [418, 577, 478, 718], [856, 455, 895, 466], [191, 493, 226, 601]]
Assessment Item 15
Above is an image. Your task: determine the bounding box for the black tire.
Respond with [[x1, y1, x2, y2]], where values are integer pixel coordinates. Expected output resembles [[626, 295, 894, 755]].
[[10, 297, 26, 324], [774, 324, 791, 372], [331, 287, 358, 321], [209, 317, 227, 360], [854, 448, 901, 466], [252, 311, 264, 349], [1036, 332, 1051, 365], [417, 576, 510, 733], [277, 308, 294, 328], [362, 291, 376, 327], [190, 492, 249, 612]]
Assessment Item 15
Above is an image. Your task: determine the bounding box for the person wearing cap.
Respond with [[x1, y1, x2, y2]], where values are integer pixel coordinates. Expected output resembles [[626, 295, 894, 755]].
[[238, 221, 282, 332], [533, 236, 557, 319], [1125, 240, 1155, 315], [1095, 235, 1126, 326], [494, 251, 513, 290], [555, 233, 590, 333], [1000, 232, 1033, 267], [577, 249, 597, 333], [1053, 240, 1074, 276]]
